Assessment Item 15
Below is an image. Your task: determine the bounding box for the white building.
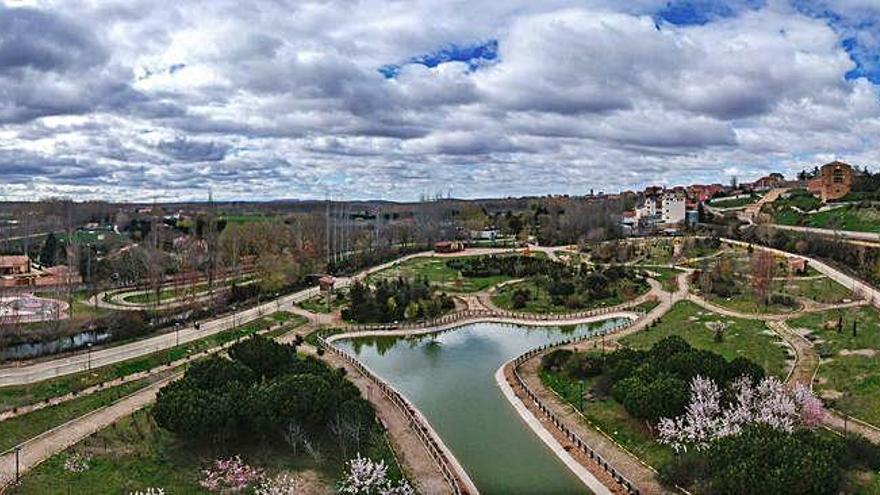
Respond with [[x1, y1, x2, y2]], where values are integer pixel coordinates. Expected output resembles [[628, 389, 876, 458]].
[[633, 192, 686, 227], [660, 193, 686, 224]]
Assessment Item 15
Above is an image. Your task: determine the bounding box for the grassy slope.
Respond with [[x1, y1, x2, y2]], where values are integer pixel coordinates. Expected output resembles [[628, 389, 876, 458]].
[[367, 256, 513, 293], [789, 306, 880, 425], [619, 301, 788, 378]]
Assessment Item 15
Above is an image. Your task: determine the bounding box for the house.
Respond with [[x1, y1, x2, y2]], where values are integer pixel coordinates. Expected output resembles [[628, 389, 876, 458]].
[[633, 190, 687, 229], [470, 229, 498, 241], [788, 258, 807, 275], [687, 184, 725, 203], [751, 173, 785, 191], [0, 256, 30, 276], [807, 161, 854, 202], [0, 256, 81, 288], [318, 275, 336, 292], [434, 241, 464, 254]]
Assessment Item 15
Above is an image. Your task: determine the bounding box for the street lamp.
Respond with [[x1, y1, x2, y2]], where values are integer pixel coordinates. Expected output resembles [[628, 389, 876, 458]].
[[231, 305, 237, 328], [86, 343, 93, 371], [175, 322, 181, 347], [14, 444, 21, 484]]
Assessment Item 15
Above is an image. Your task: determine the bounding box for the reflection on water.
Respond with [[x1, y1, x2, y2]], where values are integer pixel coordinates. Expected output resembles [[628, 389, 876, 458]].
[[337, 319, 625, 495]]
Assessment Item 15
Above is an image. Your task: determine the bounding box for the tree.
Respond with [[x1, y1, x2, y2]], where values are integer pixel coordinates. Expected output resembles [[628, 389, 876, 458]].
[[39, 232, 59, 266], [750, 250, 776, 305], [658, 376, 825, 452], [338, 455, 414, 495], [705, 425, 843, 495]]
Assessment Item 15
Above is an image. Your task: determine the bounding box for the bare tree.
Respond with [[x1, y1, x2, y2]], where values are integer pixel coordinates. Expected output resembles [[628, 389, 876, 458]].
[[750, 250, 776, 306]]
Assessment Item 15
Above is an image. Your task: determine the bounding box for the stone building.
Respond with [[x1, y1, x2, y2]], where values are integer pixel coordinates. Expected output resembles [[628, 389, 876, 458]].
[[808, 161, 854, 202]]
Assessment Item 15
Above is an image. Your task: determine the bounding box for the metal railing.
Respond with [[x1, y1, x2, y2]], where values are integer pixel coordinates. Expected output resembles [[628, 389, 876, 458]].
[[507, 318, 643, 495], [325, 302, 646, 336], [317, 336, 473, 495]]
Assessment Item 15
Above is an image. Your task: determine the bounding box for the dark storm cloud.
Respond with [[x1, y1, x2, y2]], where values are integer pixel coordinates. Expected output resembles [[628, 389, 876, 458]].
[[157, 137, 230, 162], [0, 6, 107, 73]]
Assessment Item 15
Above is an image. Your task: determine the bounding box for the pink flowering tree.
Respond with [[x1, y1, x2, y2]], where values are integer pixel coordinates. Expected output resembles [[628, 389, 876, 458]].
[[199, 456, 264, 492], [339, 455, 414, 495], [658, 375, 826, 452]]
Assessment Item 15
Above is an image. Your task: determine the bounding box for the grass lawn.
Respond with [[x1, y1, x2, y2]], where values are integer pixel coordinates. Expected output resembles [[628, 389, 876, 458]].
[[0, 312, 305, 413], [0, 374, 167, 453], [367, 256, 513, 292], [782, 277, 852, 304], [642, 267, 681, 293], [703, 288, 800, 315], [299, 293, 347, 314], [540, 369, 674, 470], [806, 205, 880, 233], [19, 403, 401, 494], [774, 207, 802, 226], [619, 301, 788, 378], [492, 278, 648, 314], [789, 306, 880, 426], [700, 275, 850, 314], [123, 278, 252, 305]]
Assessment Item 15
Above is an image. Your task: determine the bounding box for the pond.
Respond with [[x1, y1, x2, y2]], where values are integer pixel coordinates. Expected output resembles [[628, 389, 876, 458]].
[[336, 319, 626, 495]]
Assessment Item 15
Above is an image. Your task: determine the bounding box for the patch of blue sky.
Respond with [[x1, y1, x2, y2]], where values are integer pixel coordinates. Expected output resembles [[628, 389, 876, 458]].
[[791, 0, 880, 83], [379, 39, 498, 78], [654, 0, 765, 26]]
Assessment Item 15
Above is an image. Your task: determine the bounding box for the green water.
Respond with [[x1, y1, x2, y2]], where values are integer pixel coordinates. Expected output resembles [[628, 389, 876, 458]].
[[337, 319, 624, 495]]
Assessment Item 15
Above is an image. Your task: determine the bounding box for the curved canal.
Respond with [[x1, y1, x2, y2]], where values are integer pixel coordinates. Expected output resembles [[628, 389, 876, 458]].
[[336, 319, 626, 495]]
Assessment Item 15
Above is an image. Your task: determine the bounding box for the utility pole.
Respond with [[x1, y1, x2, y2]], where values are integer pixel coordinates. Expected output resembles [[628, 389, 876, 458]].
[[325, 197, 331, 268]]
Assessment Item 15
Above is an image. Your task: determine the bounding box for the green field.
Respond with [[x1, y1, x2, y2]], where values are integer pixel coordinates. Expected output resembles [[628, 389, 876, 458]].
[[700, 273, 851, 315], [367, 256, 514, 292], [619, 301, 788, 378], [772, 201, 880, 233], [0, 375, 164, 453], [492, 278, 648, 314], [805, 205, 880, 233], [0, 312, 305, 413], [789, 306, 880, 426]]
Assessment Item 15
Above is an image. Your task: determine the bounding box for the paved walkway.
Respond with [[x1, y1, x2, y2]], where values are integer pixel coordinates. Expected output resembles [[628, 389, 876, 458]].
[[515, 353, 673, 495], [0, 246, 546, 387], [319, 349, 453, 495], [0, 373, 179, 486]]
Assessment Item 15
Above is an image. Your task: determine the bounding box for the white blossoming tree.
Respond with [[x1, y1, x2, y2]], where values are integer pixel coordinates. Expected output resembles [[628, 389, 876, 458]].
[[255, 473, 304, 495], [658, 375, 826, 452], [338, 455, 414, 495]]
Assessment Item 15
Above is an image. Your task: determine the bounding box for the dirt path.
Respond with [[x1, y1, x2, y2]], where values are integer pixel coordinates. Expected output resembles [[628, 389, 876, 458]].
[[319, 350, 453, 495], [767, 320, 818, 386]]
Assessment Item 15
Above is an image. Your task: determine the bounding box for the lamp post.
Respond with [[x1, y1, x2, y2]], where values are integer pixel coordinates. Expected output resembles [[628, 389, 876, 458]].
[[14, 444, 21, 484], [175, 322, 181, 347], [86, 343, 93, 371], [231, 305, 237, 328]]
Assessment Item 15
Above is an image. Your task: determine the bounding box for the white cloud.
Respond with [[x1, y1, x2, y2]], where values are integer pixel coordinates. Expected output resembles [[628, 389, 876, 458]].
[[1, 0, 879, 200]]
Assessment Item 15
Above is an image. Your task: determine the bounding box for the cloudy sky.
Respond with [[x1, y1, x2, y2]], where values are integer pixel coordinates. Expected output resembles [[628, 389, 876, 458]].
[[2, 0, 880, 201]]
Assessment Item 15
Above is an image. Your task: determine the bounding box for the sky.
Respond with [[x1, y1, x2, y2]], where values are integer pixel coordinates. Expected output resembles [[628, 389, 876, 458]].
[[2, 0, 880, 202]]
